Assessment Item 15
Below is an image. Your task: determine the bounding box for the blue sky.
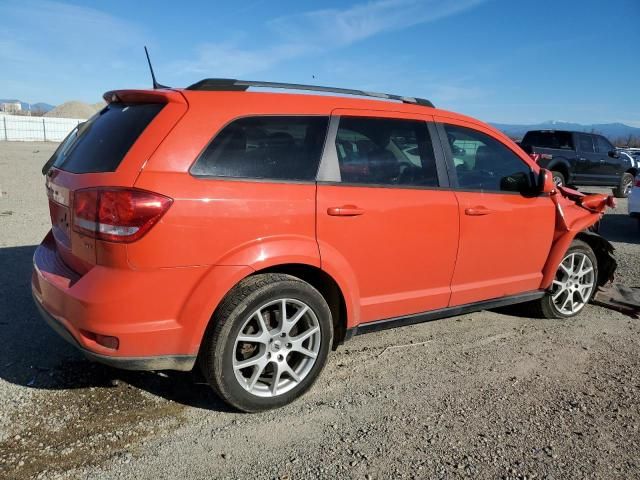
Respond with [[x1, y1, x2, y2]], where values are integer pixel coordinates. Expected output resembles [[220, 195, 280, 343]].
[[1, 0, 639, 125]]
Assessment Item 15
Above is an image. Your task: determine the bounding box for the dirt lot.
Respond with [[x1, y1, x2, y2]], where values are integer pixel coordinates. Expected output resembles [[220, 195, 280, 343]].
[[1, 141, 639, 480]]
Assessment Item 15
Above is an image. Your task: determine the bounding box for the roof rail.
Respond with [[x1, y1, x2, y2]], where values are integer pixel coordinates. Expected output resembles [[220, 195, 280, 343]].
[[186, 78, 435, 108]]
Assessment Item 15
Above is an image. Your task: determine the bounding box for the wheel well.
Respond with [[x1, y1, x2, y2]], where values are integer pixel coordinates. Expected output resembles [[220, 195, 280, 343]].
[[626, 167, 637, 177], [551, 163, 569, 180], [574, 231, 617, 287], [255, 264, 348, 349]]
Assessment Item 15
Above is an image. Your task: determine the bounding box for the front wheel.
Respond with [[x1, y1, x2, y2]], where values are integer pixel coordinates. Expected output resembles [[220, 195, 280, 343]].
[[530, 240, 598, 319], [613, 172, 634, 198], [200, 273, 333, 412], [551, 171, 566, 188]]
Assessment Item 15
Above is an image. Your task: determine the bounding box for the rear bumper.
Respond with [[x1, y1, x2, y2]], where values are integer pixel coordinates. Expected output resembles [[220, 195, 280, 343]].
[[31, 231, 202, 371], [33, 294, 196, 370]]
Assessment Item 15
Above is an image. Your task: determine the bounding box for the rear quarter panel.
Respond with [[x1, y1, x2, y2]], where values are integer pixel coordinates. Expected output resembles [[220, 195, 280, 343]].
[[130, 91, 328, 270]]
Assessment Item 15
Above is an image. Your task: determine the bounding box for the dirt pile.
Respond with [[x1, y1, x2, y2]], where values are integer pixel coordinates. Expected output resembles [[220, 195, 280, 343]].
[[44, 101, 101, 120]]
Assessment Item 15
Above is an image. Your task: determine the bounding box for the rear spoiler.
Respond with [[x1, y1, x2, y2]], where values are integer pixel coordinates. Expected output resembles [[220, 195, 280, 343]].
[[103, 89, 187, 105]]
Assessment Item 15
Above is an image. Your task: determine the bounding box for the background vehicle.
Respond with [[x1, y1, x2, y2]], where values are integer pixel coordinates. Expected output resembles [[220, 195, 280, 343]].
[[617, 150, 637, 168], [32, 80, 615, 412], [520, 130, 636, 197], [629, 173, 640, 230]]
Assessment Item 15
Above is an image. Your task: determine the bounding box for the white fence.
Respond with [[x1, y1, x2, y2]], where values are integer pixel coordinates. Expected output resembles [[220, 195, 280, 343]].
[[0, 114, 86, 142]]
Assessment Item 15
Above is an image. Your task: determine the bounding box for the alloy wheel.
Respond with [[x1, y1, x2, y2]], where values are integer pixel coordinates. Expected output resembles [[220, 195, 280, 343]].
[[552, 174, 563, 187], [232, 298, 321, 397], [623, 176, 633, 196], [551, 252, 595, 315]]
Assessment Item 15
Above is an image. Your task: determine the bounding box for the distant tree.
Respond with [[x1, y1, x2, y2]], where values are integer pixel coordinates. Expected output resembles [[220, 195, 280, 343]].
[[612, 135, 640, 148]]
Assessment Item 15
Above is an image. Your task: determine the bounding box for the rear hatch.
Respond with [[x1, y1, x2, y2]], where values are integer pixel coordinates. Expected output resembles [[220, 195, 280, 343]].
[[43, 90, 187, 273]]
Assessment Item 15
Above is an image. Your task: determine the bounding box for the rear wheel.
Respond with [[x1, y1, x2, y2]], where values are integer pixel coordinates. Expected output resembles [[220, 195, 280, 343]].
[[613, 172, 634, 198], [529, 240, 598, 319], [200, 273, 333, 412], [551, 171, 566, 188]]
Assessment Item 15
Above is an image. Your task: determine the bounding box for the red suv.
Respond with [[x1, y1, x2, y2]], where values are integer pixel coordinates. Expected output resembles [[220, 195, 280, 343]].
[[32, 80, 615, 411]]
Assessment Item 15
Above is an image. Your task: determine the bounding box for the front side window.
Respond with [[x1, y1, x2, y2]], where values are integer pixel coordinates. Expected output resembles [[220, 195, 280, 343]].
[[444, 124, 533, 192], [191, 116, 329, 181], [334, 117, 439, 187], [578, 134, 595, 153], [595, 136, 614, 154]]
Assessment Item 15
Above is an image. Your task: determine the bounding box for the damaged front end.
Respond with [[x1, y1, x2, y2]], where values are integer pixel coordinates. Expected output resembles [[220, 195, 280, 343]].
[[542, 183, 617, 290], [539, 179, 640, 317]]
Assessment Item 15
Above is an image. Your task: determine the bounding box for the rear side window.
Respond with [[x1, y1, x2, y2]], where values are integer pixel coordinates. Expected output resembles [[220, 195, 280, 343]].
[[577, 134, 595, 153], [51, 103, 164, 173], [191, 116, 329, 181], [521, 131, 574, 150], [335, 117, 439, 187]]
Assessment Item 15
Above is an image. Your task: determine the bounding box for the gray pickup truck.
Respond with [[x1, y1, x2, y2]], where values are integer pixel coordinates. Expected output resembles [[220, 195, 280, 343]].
[[519, 130, 636, 198]]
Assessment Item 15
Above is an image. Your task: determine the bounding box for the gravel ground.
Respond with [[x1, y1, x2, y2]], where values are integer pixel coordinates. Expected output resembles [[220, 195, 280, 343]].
[[0, 141, 638, 480]]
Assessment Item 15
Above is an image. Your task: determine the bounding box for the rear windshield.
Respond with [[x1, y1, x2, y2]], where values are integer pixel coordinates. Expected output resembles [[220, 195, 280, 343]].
[[521, 131, 574, 150], [48, 103, 164, 174]]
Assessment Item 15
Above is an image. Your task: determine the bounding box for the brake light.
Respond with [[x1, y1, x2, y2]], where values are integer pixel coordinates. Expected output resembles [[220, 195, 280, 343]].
[[73, 188, 172, 243], [635, 178, 640, 187]]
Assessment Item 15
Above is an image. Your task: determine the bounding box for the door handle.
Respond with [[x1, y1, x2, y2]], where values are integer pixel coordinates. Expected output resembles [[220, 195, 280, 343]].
[[599, 159, 605, 163], [327, 205, 365, 216], [465, 206, 494, 216], [578, 157, 587, 162]]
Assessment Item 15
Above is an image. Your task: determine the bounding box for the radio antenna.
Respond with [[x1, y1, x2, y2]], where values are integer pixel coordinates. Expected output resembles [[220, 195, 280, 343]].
[[144, 46, 169, 89]]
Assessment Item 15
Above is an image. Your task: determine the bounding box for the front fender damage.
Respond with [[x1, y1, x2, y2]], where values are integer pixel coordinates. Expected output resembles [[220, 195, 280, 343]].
[[541, 186, 617, 289], [542, 186, 640, 317]]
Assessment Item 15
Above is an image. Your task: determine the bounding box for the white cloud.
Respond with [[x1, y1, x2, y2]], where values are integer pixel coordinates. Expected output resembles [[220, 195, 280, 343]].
[[175, 0, 485, 78], [270, 0, 484, 47]]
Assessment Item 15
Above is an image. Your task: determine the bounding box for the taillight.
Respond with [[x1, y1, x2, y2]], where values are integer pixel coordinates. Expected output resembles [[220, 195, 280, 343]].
[[73, 188, 172, 243], [635, 178, 640, 187]]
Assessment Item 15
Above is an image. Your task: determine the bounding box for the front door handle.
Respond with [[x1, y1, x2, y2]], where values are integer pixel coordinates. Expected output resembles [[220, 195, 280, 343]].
[[465, 206, 494, 216], [327, 205, 365, 216]]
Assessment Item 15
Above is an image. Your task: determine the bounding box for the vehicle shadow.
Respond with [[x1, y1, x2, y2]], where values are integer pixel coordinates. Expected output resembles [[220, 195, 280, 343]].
[[0, 245, 233, 412], [599, 211, 639, 245]]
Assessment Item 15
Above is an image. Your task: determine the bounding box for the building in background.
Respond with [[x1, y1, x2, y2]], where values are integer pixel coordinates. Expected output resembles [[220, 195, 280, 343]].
[[0, 101, 22, 113]]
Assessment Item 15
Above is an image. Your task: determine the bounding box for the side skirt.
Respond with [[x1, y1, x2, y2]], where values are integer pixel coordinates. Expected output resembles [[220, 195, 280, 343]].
[[346, 290, 545, 338]]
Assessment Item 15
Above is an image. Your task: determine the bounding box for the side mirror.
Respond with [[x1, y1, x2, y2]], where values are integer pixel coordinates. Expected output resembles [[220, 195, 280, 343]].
[[608, 150, 619, 158], [538, 168, 555, 194]]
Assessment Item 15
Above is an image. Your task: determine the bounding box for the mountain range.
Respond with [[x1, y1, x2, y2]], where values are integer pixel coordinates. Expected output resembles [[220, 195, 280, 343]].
[[491, 120, 640, 140], [1, 97, 638, 140], [0, 99, 55, 113]]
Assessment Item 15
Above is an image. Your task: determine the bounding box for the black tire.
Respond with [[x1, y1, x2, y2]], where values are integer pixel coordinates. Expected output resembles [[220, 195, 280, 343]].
[[526, 240, 598, 319], [200, 273, 333, 412], [551, 171, 565, 187], [613, 172, 634, 198]]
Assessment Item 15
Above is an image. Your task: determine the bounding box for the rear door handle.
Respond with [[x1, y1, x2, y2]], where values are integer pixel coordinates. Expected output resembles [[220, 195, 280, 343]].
[[465, 206, 494, 216], [578, 157, 587, 162], [327, 205, 365, 216]]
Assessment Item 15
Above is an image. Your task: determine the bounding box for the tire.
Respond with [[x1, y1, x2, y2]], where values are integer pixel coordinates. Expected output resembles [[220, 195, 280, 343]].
[[551, 171, 565, 188], [527, 240, 598, 319], [613, 172, 634, 198], [200, 273, 333, 412]]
